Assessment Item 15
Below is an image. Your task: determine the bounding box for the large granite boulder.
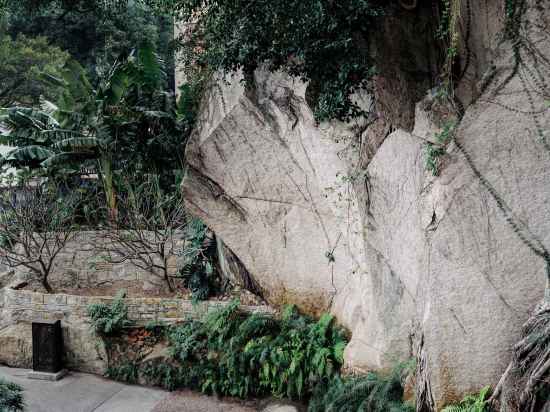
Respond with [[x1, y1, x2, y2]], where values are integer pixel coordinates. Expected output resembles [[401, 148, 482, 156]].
[[183, 69, 369, 319], [181, 0, 550, 407]]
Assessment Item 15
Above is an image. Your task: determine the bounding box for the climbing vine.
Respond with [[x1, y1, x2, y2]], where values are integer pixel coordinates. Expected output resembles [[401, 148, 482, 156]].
[[425, 1, 550, 410], [437, 0, 462, 90]]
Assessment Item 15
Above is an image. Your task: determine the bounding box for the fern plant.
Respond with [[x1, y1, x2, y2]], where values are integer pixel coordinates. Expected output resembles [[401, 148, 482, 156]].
[[106, 362, 140, 384], [155, 301, 349, 400], [87, 289, 133, 335], [0, 379, 24, 412], [177, 217, 220, 301], [308, 362, 415, 412], [441, 387, 491, 412]]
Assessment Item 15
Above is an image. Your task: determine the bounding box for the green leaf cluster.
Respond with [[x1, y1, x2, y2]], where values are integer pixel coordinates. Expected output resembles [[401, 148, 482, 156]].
[[308, 362, 415, 412], [177, 217, 220, 302], [1, 44, 186, 191], [174, 0, 383, 122], [425, 121, 456, 176], [3, 0, 173, 85], [0, 34, 69, 107], [134, 302, 348, 400], [87, 289, 133, 336], [106, 362, 140, 385], [0, 378, 24, 412], [441, 386, 491, 412]]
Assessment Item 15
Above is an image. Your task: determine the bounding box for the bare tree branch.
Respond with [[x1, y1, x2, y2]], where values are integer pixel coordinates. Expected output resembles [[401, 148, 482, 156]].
[[98, 175, 187, 292], [0, 180, 81, 292]]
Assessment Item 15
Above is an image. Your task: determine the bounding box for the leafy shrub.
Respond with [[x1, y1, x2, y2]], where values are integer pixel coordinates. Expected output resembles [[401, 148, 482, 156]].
[[141, 362, 201, 391], [106, 362, 140, 384], [144, 320, 168, 336], [0, 34, 69, 107], [441, 387, 491, 412], [425, 121, 456, 176], [308, 362, 414, 412], [146, 301, 348, 400], [174, 0, 384, 122], [87, 290, 133, 335], [178, 218, 221, 302], [0, 378, 24, 412]]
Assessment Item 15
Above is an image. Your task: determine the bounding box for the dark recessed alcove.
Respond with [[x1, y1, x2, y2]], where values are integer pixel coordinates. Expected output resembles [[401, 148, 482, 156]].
[[32, 320, 63, 374]]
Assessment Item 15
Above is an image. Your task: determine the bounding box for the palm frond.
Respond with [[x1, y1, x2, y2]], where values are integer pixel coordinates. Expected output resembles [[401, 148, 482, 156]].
[[52, 136, 100, 151], [136, 41, 166, 88], [3, 145, 54, 163], [41, 151, 93, 168]]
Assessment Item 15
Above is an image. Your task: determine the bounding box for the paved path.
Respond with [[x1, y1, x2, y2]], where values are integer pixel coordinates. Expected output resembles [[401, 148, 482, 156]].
[[0, 367, 260, 412]]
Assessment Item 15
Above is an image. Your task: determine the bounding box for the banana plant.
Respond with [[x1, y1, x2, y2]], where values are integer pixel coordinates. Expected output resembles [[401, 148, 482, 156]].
[[0, 43, 182, 222]]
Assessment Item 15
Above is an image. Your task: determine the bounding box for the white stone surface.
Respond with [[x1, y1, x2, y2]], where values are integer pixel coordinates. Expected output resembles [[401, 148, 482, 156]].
[[27, 369, 68, 381], [181, 2, 550, 405]]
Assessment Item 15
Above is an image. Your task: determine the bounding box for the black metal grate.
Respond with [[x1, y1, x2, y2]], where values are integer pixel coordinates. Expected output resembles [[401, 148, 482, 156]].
[[32, 320, 63, 373]]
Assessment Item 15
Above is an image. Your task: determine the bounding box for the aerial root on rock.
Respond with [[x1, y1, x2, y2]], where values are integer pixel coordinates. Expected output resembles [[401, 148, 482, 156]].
[[490, 302, 550, 411]]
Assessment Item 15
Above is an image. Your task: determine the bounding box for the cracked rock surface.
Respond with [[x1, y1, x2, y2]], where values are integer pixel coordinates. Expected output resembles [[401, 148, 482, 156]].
[[181, 0, 550, 406]]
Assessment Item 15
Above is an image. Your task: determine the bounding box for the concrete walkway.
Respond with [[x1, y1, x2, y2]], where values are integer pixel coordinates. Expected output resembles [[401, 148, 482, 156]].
[[0, 367, 260, 412]]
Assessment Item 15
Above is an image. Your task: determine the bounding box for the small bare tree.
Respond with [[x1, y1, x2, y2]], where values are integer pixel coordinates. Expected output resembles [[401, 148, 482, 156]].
[[0, 181, 80, 293], [100, 176, 187, 292]]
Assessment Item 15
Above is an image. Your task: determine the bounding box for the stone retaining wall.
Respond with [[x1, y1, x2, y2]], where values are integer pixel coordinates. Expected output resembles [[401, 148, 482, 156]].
[[0, 288, 274, 328], [0, 288, 274, 374]]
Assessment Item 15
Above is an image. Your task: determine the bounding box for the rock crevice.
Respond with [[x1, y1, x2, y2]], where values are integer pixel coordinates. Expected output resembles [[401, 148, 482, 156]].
[[181, 0, 550, 407]]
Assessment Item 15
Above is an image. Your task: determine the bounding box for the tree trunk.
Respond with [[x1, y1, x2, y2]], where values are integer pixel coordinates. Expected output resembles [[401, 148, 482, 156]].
[[163, 265, 174, 292], [99, 155, 117, 223], [491, 262, 550, 411], [42, 275, 53, 293]]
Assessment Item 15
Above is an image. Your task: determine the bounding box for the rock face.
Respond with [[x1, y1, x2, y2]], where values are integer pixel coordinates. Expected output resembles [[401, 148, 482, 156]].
[[184, 70, 369, 319], [182, 0, 550, 408]]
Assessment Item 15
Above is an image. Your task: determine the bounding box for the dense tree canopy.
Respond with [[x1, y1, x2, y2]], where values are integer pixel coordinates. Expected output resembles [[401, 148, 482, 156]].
[[1, 0, 386, 122], [0, 46, 186, 188], [0, 0, 184, 186], [172, 0, 384, 121], [0, 34, 69, 107], [1, 0, 175, 87]]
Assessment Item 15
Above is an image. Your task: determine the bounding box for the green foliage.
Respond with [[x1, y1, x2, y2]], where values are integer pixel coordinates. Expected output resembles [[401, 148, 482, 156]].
[[178, 217, 220, 301], [435, 0, 462, 91], [425, 121, 456, 176], [0, 34, 69, 106], [0, 378, 24, 412], [441, 386, 491, 412], [3, 0, 174, 85], [308, 362, 415, 412], [174, 0, 383, 122], [144, 320, 167, 335], [87, 290, 133, 335], [1, 44, 185, 190], [175, 67, 209, 133], [141, 361, 205, 391], [503, 0, 526, 41], [139, 302, 348, 400], [106, 362, 140, 385]]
